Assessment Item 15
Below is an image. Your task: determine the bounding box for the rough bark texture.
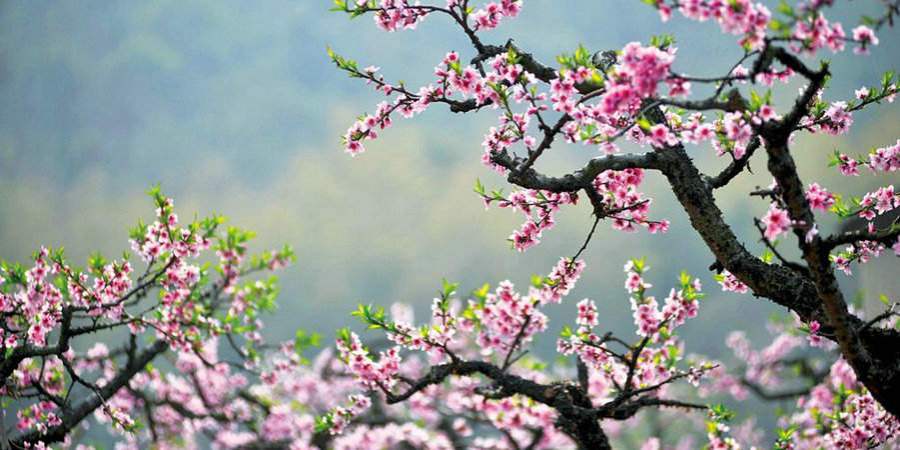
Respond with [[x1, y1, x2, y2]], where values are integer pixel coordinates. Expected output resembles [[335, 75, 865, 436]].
[[493, 121, 900, 416], [11, 340, 169, 446], [658, 143, 900, 415], [482, 43, 900, 415]]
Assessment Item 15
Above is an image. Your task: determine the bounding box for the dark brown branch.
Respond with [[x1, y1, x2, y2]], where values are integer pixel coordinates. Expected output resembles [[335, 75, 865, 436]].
[[821, 226, 900, 250], [492, 151, 659, 193], [12, 340, 168, 445], [707, 136, 761, 189]]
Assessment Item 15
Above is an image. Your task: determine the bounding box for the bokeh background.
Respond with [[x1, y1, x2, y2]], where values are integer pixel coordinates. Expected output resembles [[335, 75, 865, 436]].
[[1, 0, 898, 444]]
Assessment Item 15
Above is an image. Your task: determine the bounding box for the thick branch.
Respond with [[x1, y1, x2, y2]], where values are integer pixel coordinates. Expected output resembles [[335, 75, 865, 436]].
[[707, 136, 761, 189], [11, 340, 168, 445], [492, 151, 659, 193], [822, 226, 900, 250]]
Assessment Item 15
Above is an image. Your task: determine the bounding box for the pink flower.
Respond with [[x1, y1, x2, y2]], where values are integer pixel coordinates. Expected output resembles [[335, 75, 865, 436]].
[[807, 320, 824, 347], [758, 104, 778, 122], [837, 153, 860, 176], [851, 25, 878, 54], [805, 183, 835, 211], [873, 185, 897, 214], [717, 270, 749, 294], [649, 124, 678, 147], [576, 299, 599, 329], [761, 203, 791, 241], [819, 101, 853, 135]]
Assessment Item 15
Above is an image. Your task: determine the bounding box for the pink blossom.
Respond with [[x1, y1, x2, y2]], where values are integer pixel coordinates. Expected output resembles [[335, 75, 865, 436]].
[[807, 320, 824, 347], [761, 203, 791, 241], [717, 270, 749, 294], [805, 182, 835, 211], [851, 25, 879, 54]]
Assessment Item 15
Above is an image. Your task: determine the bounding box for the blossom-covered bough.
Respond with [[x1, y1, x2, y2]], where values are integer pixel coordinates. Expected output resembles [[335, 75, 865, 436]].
[[330, 0, 900, 448], [0, 187, 319, 448], [3, 189, 480, 450], [2, 188, 609, 450], [326, 257, 718, 449]]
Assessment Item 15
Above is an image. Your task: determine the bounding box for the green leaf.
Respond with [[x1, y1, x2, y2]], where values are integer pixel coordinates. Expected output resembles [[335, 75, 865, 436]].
[[827, 150, 842, 167], [636, 117, 652, 131], [768, 18, 784, 32], [474, 178, 486, 196], [679, 271, 692, 287], [630, 257, 646, 273], [882, 70, 896, 90], [441, 278, 459, 299], [761, 248, 775, 264], [709, 403, 735, 422], [315, 414, 333, 433], [294, 329, 321, 356], [506, 46, 519, 65], [776, 0, 794, 17], [749, 90, 762, 111], [649, 34, 675, 50], [472, 283, 490, 301], [88, 251, 107, 273], [336, 327, 352, 344]]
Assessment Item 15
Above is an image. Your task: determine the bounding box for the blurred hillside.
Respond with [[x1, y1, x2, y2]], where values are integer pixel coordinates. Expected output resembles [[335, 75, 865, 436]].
[[1, 0, 899, 438]]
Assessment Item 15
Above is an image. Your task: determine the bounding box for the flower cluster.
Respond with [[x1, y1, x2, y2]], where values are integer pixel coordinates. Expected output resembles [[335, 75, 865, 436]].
[[715, 270, 750, 294], [834, 140, 900, 178], [851, 25, 879, 54], [790, 12, 849, 54], [478, 182, 579, 252], [470, 0, 522, 31], [654, 0, 771, 48], [332, 261, 604, 448], [540, 257, 586, 304], [1, 189, 302, 448], [558, 259, 710, 406], [592, 169, 669, 233], [471, 281, 549, 355], [818, 101, 854, 135], [831, 237, 891, 275], [702, 310, 900, 448], [727, 329, 803, 391], [626, 260, 664, 338], [858, 185, 898, 220], [16, 401, 62, 434], [334, 257, 728, 448], [1, 248, 65, 348], [600, 42, 675, 117], [463, 259, 585, 356], [787, 358, 899, 449], [825, 138, 900, 272], [337, 39, 682, 247], [708, 111, 754, 159], [805, 182, 835, 211], [337, 330, 401, 390], [355, 0, 431, 32]]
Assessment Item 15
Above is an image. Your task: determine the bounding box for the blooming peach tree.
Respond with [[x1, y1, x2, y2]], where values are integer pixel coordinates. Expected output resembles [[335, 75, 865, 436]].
[[2, 189, 488, 449], [326, 0, 900, 448], [0, 187, 323, 449], [5, 0, 900, 449]]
